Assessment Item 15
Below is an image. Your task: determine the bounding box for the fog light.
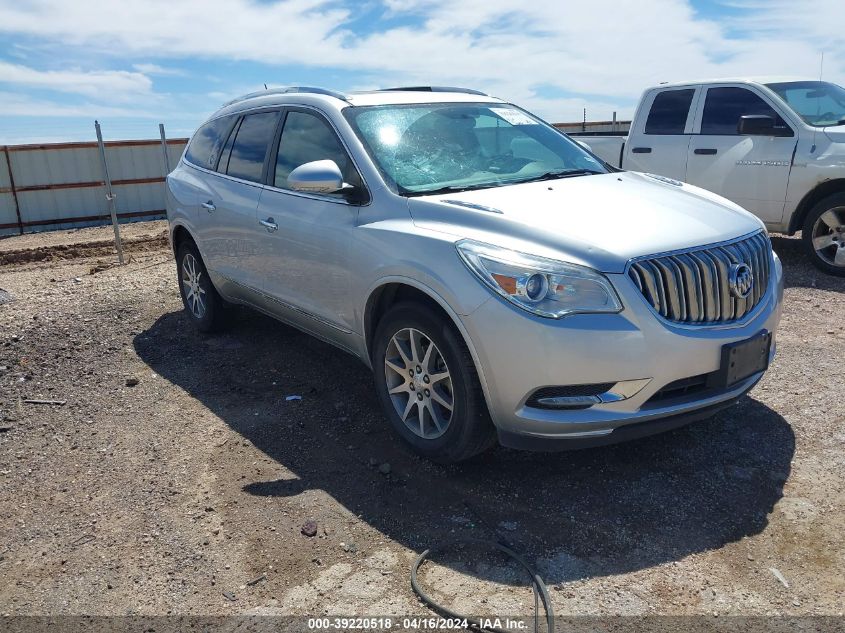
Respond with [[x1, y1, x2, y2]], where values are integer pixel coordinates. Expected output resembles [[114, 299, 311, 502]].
[[536, 394, 601, 408], [526, 383, 614, 410]]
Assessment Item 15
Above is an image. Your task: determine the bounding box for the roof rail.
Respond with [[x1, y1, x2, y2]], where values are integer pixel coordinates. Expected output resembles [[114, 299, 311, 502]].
[[379, 86, 488, 96], [222, 86, 348, 107]]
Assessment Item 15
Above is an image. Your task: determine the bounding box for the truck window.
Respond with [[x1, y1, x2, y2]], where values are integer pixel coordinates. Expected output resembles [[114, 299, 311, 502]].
[[644, 89, 695, 135], [701, 87, 787, 135]]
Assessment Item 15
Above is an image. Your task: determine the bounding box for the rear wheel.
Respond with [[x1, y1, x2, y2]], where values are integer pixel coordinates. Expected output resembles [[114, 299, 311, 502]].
[[372, 303, 495, 463], [176, 241, 228, 332], [803, 193, 845, 277]]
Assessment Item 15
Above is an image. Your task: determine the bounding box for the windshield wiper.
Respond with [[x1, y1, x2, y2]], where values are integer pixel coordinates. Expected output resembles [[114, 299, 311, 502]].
[[403, 169, 603, 196], [511, 168, 604, 184], [404, 181, 505, 197]]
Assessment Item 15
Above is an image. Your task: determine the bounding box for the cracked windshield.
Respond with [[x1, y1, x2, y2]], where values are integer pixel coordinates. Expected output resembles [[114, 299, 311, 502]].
[[345, 103, 606, 195]]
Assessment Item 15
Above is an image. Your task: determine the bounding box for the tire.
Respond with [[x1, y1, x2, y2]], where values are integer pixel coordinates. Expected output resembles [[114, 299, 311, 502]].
[[372, 302, 496, 463], [802, 192, 845, 277], [175, 241, 229, 332]]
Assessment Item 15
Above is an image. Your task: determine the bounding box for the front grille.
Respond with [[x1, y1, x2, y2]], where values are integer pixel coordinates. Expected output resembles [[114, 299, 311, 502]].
[[628, 232, 771, 325]]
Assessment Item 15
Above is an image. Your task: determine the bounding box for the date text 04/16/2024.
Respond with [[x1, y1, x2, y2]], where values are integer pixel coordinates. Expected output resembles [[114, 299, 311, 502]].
[[307, 617, 528, 630]]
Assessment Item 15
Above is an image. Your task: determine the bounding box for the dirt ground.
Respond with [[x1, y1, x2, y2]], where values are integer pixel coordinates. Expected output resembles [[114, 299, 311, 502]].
[[0, 221, 843, 623]]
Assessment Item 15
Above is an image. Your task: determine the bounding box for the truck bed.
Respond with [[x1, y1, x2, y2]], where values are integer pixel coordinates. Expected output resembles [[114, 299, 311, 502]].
[[571, 134, 626, 168]]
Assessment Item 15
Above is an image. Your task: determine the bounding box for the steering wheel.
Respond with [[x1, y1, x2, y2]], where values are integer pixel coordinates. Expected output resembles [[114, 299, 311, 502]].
[[486, 152, 532, 174]]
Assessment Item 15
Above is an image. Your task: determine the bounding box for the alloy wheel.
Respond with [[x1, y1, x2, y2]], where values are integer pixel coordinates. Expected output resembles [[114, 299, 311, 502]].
[[384, 327, 454, 439], [181, 253, 207, 319], [812, 206, 845, 268]]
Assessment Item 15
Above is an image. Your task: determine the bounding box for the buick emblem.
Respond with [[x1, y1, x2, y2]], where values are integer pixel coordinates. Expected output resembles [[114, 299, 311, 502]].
[[729, 263, 754, 299]]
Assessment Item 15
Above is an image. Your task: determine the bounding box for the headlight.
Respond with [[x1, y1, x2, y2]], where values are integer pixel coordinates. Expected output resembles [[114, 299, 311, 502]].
[[456, 240, 623, 318]]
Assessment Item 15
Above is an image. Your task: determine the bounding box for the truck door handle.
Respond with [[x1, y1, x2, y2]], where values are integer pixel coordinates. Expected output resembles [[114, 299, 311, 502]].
[[694, 148, 718, 155], [632, 147, 652, 154], [259, 218, 278, 232], [201, 201, 216, 212]]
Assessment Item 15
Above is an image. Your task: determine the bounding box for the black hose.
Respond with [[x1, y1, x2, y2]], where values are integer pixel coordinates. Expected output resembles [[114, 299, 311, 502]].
[[410, 538, 554, 633]]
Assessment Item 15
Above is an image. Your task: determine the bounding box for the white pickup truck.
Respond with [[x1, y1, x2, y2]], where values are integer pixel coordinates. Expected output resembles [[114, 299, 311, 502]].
[[576, 78, 845, 276]]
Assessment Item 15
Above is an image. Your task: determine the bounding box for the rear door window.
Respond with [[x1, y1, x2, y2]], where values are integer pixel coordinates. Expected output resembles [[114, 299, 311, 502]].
[[701, 87, 788, 135], [185, 115, 237, 170], [644, 89, 695, 135], [225, 111, 280, 183]]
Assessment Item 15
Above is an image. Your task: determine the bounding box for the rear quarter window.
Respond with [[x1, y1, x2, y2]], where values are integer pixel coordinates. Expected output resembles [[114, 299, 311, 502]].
[[184, 115, 237, 170], [644, 89, 695, 135]]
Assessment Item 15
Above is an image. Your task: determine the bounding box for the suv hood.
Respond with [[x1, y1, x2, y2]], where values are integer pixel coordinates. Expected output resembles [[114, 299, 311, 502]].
[[407, 171, 764, 273]]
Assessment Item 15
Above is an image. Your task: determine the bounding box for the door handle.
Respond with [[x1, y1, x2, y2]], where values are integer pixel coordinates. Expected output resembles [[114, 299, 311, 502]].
[[694, 148, 718, 155], [259, 218, 278, 232], [201, 201, 216, 212], [631, 147, 652, 154]]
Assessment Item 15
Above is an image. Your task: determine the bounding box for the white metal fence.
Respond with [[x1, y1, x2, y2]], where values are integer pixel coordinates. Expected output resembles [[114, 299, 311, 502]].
[[0, 138, 187, 237]]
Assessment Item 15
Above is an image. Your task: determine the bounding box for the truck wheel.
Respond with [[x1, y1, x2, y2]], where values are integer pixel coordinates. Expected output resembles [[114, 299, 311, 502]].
[[372, 303, 496, 463], [803, 193, 845, 277], [176, 242, 229, 332]]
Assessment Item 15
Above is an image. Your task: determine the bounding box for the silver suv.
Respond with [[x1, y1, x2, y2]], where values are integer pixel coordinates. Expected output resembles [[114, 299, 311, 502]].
[[166, 86, 784, 463]]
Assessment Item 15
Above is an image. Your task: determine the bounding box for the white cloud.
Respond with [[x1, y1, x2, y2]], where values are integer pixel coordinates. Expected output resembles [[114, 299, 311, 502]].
[[0, 91, 154, 118], [0, 0, 351, 63], [726, 0, 845, 49], [132, 63, 186, 76], [0, 62, 153, 102], [327, 0, 843, 108], [0, 0, 842, 123]]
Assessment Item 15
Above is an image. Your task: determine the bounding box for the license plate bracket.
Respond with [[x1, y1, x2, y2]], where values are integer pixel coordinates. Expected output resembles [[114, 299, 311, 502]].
[[709, 331, 771, 389]]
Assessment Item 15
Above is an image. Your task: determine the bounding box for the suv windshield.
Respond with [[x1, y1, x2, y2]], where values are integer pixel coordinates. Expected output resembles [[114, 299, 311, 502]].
[[343, 102, 607, 195], [766, 81, 845, 127]]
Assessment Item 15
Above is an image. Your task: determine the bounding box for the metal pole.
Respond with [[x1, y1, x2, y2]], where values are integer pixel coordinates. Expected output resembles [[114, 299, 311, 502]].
[[94, 120, 124, 265], [2, 145, 24, 235], [158, 123, 171, 174], [612, 111, 617, 133]]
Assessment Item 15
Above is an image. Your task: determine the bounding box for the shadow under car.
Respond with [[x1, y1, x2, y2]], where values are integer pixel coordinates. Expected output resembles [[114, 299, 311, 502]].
[[134, 308, 793, 585]]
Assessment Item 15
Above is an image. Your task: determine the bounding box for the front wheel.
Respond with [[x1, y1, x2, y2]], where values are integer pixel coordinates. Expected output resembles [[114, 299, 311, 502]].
[[372, 303, 495, 463], [802, 193, 845, 277]]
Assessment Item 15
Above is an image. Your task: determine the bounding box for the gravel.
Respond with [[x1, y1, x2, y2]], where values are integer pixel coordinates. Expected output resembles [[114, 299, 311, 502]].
[[0, 224, 843, 618]]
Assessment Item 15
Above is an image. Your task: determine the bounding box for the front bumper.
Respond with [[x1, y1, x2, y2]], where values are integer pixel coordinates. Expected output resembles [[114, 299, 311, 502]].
[[460, 252, 784, 448]]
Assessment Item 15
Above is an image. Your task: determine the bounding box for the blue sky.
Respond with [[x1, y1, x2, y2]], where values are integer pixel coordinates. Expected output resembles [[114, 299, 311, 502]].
[[0, 0, 842, 144]]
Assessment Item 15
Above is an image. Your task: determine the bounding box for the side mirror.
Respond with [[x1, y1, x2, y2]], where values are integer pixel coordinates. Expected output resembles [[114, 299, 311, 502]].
[[737, 115, 791, 136], [287, 160, 345, 194], [576, 140, 592, 152]]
